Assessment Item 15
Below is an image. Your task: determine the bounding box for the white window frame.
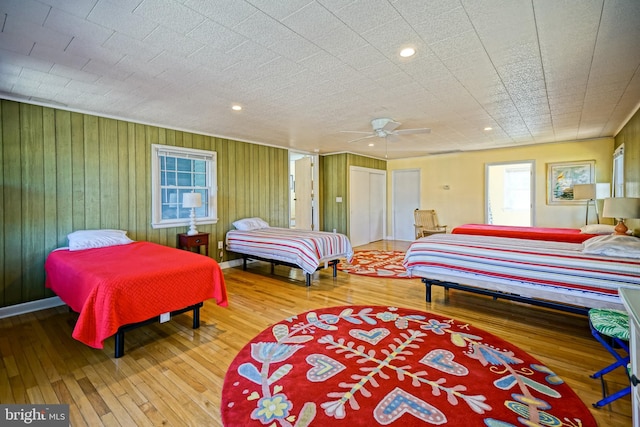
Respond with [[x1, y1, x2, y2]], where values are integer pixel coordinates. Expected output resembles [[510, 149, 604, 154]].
[[612, 144, 624, 197], [151, 144, 218, 229]]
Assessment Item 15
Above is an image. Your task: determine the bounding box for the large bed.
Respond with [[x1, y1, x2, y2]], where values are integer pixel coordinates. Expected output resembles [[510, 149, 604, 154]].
[[403, 233, 640, 315], [45, 239, 228, 357], [225, 225, 353, 286], [451, 223, 599, 243]]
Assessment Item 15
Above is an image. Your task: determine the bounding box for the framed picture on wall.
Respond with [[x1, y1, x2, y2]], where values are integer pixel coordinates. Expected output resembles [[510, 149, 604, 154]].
[[546, 160, 595, 204]]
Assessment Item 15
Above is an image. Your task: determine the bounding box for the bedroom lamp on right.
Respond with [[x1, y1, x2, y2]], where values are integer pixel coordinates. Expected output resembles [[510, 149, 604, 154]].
[[602, 197, 640, 235]]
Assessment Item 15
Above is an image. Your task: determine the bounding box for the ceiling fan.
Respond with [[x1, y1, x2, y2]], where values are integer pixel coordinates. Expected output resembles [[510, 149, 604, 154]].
[[341, 118, 431, 143]]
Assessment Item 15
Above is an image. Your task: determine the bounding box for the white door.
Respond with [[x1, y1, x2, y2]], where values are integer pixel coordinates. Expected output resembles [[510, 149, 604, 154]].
[[392, 169, 420, 240], [294, 157, 313, 230], [486, 161, 534, 226], [369, 172, 385, 241], [349, 167, 386, 247], [350, 169, 370, 247]]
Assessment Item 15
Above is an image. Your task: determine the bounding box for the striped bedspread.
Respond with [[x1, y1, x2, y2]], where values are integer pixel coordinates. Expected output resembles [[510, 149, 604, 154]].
[[403, 234, 640, 309], [226, 227, 354, 275]]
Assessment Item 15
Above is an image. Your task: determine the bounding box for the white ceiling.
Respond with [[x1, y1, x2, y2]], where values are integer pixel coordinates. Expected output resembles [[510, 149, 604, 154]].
[[1, 0, 639, 160]]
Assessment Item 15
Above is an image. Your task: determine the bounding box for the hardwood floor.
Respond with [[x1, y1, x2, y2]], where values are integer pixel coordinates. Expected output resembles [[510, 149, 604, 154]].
[[0, 240, 632, 426]]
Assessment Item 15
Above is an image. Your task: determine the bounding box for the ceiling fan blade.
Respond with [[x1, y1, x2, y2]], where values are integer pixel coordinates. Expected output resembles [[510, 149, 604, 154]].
[[340, 130, 374, 134], [348, 134, 377, 143], [394, 128, 431, 135], [385, 134, 399, 143], [381, 120, 401, 132]]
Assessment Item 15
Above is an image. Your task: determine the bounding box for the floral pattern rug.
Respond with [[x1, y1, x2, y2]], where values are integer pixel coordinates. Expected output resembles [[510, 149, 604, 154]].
[[337, 250, 412, 278], [221, 306, 596, 426]]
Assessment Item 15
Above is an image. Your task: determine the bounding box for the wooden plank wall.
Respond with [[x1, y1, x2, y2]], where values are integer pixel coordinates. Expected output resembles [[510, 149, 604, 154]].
[[614, 107, 640, 231], [0, 99, 288, 308], [321, 153, 386, 235]]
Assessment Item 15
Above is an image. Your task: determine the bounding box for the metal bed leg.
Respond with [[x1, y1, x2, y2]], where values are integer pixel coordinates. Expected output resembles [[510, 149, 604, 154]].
[[305, 273, 311, 286], [242, 256, 248, 271], [331, 260, 338, 278], [424, 281, 432, 302], [115, 330, 125, 358], [192, 305, 200, 329]]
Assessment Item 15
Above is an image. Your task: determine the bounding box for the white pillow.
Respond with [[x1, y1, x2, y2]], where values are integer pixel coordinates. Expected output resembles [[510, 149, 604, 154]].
[[232, 217, 270, 231], [582, 234, 640, 259], [67, 229, 134, 251], [579, 224, 617, 235]]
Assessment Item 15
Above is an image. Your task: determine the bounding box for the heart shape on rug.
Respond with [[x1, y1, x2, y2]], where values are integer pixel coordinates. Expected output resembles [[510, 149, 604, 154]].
[[421, 349, 469, 376], [349, 328, 390, 345], [221, 305, 597, 427], [306, 354, 346, 382]]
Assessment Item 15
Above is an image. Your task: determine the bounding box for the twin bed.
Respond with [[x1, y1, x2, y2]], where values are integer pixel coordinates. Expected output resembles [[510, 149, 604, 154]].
[[405, 224, 640, 314], [45, 233, 228, 358], [225, 222, 354, 285]]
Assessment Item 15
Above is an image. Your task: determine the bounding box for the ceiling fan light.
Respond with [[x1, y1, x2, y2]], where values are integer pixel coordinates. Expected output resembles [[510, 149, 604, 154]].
[[400, 47, 415, 57]]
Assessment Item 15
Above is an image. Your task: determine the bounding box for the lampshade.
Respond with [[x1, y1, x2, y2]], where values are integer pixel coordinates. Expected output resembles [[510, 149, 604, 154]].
[[182, 192, 202, 208], [602, 197, 640, 219], [573, 184, 595, 200]]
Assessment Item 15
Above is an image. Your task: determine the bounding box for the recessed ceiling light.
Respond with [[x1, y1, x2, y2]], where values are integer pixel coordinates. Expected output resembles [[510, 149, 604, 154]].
[[400, 47, 416, 58], [232, 105, 242, 111], [368, 143, 375, 147], [484, 127, 493, 131]]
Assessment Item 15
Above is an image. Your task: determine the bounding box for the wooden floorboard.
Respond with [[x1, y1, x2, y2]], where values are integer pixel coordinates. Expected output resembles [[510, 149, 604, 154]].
[[0, 240, 632, 426]]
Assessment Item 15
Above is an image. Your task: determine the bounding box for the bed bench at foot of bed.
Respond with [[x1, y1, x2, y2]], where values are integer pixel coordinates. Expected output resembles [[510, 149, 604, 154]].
[[241, 254, 339, 286], [422, 278, 590, 316], [114, 302, 203, 358]]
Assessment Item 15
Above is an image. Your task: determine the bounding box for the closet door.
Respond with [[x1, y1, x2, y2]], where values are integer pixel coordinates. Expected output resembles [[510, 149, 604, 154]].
[[349, 169, 371, 247], [349, 167, 386, 247]]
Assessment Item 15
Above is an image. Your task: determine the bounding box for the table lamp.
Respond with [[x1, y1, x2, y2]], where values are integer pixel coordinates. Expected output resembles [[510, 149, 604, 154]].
[[602, 197, 640, 235], [182, 192, 202, 236], [573, 183, 610, 224]]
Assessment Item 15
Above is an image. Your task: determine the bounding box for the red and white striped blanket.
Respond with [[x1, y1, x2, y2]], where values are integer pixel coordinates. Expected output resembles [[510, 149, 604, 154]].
[[403, 234, 640, 309], [226, 227, 353, 275]]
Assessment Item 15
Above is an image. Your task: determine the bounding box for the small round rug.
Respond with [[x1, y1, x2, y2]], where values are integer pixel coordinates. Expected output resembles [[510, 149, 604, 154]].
[[337, 250, 412, 278], [221, 305, 596, 426]]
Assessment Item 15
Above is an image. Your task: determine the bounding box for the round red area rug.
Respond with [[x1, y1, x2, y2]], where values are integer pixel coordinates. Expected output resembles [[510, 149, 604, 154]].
[[221, 306, 596, 426], [337, 250, 412, 278]]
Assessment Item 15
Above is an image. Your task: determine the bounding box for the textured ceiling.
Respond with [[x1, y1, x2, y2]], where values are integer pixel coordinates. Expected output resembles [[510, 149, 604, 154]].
[[1, 0, 639, 160]]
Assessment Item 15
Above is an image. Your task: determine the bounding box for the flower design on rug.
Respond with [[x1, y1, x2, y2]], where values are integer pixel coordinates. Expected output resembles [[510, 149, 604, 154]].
[[221, 306, 596, 426], [337, 251, 413, 278]]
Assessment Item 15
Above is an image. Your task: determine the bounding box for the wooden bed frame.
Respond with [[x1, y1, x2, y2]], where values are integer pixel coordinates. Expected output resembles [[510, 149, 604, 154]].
[[240, 254, 339, 286]]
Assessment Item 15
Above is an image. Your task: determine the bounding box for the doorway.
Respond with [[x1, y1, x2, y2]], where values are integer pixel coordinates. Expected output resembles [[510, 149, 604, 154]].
[[289, 151, 318, 230], [485, 161, 534, 226]]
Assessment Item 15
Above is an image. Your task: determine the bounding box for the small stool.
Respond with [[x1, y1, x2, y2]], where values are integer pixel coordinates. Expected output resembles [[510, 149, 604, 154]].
[[588, 308, 631, 408]]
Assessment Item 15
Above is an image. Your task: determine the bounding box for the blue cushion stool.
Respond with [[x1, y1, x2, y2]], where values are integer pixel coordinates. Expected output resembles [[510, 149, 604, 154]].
[[588, 308, 631, 408]]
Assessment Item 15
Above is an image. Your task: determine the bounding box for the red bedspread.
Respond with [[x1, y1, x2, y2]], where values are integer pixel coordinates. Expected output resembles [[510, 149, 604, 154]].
[[451, 224, 598, 243], [45, 242, 228, 349]]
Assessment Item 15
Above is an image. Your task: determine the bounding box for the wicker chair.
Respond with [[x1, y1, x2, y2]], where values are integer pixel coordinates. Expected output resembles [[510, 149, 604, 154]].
[[414, 209, 447, 239]]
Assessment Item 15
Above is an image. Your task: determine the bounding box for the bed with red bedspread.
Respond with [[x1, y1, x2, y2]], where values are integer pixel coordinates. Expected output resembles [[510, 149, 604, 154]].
[[451, 223, 598, 243], [45, 241, 228, 357]]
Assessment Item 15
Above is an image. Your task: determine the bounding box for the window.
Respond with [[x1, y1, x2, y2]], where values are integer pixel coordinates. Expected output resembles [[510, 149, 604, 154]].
[[151, 144, 217, 229]]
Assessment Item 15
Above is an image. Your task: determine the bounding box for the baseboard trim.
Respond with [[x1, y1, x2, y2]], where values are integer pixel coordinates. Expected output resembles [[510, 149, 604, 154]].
[[0, 296, 65, 319], [0, 259, 249, 319]]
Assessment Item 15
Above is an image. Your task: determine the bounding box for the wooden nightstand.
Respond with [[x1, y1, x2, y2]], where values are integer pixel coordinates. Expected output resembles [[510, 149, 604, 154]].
[[177, 232, 209, 256]]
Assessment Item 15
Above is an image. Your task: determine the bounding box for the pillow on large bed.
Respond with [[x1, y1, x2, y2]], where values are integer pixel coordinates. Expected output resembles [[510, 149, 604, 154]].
[[582, 234, 640, 258], [580, 224, 617, 234], [68, 229, 134, 251], [232, 217, 270, 231]]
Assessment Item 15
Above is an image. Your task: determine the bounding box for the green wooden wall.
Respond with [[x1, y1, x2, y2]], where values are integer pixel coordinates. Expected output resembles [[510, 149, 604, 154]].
[[321, 153, 386, 235], [0, 99, 288, 308], [614, 107, 640, 230]]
